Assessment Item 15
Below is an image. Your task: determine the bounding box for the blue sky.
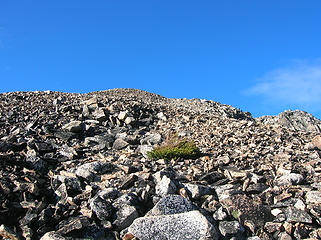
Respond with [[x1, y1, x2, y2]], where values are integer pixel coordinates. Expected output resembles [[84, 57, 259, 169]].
[[1, 1, 321, 119]]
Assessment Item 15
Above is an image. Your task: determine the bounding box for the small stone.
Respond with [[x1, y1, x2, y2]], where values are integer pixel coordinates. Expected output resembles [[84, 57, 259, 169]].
[[113, 205, 139, 231], [278, 232, 292, 240], [213, 206, 227, 221], [120, 174, 138, 190], [40, 231, 66, 240], [75, 161, 112, 181], [218, 221, 245, 238], [312, 135, 321, 149], [264, 222, 282, 233], [283, 222, 293, 235], [271, 208, 283, 216], [56, 216, 90, 235], [182, 183, 215, 199], [89, 194, 113, 221], [155, 175, 177, 197], [141, 133, 162, 145], [305, 190, 321, 204], [156, 112, 167, 121], [92, 108, 107, 121], [125, 117, 135, 125], [138, 145, 154, 158], [284, 207, 312, 223], [118, 111, 128, 120], [275, 173, 304, 186], [294, 199, 306, 210], [113, 138, 129, 150], [62, 121, 84, 133]]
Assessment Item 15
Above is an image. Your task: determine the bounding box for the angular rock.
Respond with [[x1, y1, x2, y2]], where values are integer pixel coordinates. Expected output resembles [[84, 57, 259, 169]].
[[147, 194, 195, 216], [56, 216, 91, 235], [275, 173, 304, 186], [138, 144, 154, 158], [312, 135, 321, 149], [141, 133, 162, 145], [182, 183, 215, 199], [92, 108, 107, 121], [113, 138, 129, 150], [155, 175, 177, 197], [89, 194, 113, 221], [40, 231, 66, 240], [128, 210, 218, 240], [305, 190, 321, 205], [75, 161, 112, 181], [61, 121, 84, 133], [221, 194, 273, 228], [218, 221, 245, 238], [284, 207, 312, 223], [113, 204, 139, 231]]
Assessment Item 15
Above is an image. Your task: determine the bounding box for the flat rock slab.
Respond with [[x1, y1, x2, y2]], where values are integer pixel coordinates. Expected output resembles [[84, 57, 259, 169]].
[[128, 210, 218, 240]]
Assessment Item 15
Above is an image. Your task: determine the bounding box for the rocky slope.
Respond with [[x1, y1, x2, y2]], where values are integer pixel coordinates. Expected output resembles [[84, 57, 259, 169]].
[[0, 88, 320, 240]]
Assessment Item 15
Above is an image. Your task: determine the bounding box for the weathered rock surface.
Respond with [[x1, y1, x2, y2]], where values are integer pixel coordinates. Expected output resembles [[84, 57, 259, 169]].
[[129, 210, 218, 240], [0, 88, 320, 239]]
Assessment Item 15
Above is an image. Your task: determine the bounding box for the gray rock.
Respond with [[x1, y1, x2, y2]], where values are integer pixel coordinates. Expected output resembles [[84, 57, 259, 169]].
[[0, 224, 19, 240], [62, 120, 84, 133], [258, 110, 321, 133], [221, 194, 273, 229], [40, 231, 66, 240], [118, 111, 128, 120], [213, 184, 242, 201], [128, 210, 219, 240], [147, 194, 195, 216], [26, 149, 46, 171], [284, 207, 312, 223], [155, 175, 177, 197], [182, 183, 215, 199], [84, 134, 114, 150], [120, 174, 138, 190], [75, 161, 112, 181], [113, 204, 139, 231], [54, 175, 82, 195], [218, 221, 245, 238], [124, 116, 135, 125], [157, 112, 167, 121], [35, 142, 54, 153], [141, 133, 162, 145], [278, 232, 292, 240], [92, 108, 107, 121], [113, 138, 129, 150], [56, 216, 91, 235], [213, 207, 227, 221], [59, 144, 77, 160], [275, 173, 304, 186], [138, 144, 154, 158], [113, 193, 140, 209], [305, 190, 321, 205], [89, 194, 113, 221]]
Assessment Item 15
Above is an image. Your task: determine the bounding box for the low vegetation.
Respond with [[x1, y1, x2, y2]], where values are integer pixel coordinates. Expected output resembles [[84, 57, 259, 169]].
[[147, 135, 201, 160]]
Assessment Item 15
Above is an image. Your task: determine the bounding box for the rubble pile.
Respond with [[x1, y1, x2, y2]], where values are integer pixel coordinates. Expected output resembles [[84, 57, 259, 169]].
[[0, 88, 320, 240]]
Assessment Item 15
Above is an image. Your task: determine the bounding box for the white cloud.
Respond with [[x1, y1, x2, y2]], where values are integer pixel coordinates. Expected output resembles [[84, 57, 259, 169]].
[[246, 60, 321, 110]]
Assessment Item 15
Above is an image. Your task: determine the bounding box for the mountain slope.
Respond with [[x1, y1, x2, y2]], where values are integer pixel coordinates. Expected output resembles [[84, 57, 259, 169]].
[[0, 89, 320, 239]]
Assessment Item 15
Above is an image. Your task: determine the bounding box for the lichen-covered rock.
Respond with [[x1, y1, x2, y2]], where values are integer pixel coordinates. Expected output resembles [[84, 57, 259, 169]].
[[128, 210, 219, 240]]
